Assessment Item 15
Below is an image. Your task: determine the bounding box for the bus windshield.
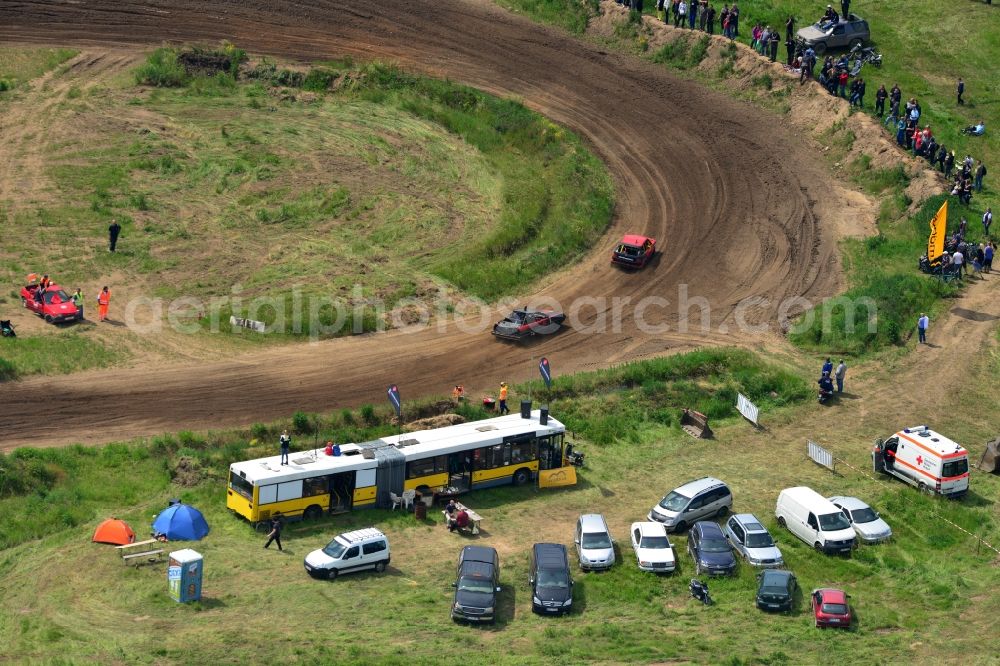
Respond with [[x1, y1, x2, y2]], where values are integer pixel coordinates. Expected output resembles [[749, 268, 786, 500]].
[[229, 472, 253, 500]]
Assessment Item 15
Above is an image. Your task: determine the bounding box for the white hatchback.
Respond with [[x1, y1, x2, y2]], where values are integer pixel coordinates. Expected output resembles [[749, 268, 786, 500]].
[[828, 496, 892, 544], [629, 522, 676, 573]]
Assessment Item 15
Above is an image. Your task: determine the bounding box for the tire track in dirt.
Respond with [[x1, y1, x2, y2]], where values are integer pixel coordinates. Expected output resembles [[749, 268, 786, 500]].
[[0, 0, 850, 448]]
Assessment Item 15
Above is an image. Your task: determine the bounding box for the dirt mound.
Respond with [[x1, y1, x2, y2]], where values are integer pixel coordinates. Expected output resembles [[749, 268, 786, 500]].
[[170, 456, 202, 487], [404, 413, 466, 432], [177, 51, 232, 76]]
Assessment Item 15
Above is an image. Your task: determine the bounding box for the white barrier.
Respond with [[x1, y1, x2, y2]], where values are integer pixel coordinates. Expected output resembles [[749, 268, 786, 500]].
[[808, 440, 835, 472], [230, 316, 266, 333], [736, 393, 760, 426]]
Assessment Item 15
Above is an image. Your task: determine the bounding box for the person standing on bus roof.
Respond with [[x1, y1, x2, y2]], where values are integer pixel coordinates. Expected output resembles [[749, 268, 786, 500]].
[[498, 382, 510, 415], [279, 430, 291, 465]]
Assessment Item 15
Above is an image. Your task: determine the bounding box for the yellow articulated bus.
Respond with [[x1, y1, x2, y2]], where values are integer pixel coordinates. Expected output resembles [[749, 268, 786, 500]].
[[227, 410, 573, 526]]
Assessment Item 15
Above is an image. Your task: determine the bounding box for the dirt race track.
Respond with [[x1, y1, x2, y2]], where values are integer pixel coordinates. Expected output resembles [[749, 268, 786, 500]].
[[0, 0, 850, 449]]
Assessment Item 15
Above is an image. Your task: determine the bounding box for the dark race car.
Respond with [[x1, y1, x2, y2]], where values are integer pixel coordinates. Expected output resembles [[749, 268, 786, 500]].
[[611, 234, 656, 269], [20, 283, 82, 324], [492, 308, 565, 341]]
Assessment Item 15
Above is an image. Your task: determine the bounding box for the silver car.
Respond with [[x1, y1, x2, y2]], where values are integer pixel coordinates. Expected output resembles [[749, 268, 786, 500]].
[[723, 514, 784, 568], [796, 15, 870, 55], [647, 477, 733, 533], [574, 513, 615, 571], [828, 496, 892, 544]]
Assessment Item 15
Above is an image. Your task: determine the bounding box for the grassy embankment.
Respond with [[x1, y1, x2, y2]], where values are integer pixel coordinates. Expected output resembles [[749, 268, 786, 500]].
[[505, 0, 999, 354], [0, 46, 612, 378], [0, 46, 77, 90], [2, 346, 1000, 663]]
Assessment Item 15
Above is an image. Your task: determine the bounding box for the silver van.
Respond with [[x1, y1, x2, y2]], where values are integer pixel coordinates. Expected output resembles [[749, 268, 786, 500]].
[[574, 513, 615, 571], [647, 477, 733, 532]]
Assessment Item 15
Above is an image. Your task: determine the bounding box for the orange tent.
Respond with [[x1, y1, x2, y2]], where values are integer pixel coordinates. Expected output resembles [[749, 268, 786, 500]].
[[92, 518, 136, 545]]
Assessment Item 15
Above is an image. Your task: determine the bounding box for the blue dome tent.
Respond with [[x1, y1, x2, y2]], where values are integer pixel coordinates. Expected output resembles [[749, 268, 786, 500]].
[[152, 502, 209, 541]]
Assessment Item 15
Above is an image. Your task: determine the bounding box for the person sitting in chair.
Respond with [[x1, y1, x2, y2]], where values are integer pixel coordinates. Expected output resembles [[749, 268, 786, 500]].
[[449, 509, 470, 533]]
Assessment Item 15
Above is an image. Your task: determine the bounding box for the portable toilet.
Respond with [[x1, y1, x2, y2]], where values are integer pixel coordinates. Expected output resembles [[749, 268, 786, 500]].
[[168, 549, 203, 603]]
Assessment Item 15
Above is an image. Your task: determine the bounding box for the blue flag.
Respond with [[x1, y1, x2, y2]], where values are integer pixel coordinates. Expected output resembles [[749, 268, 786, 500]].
[[539, 357, 552, 388], [387, 384, 401, 417]]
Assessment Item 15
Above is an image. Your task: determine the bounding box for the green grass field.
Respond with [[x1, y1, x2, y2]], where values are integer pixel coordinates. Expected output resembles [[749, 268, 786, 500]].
[[2, 347, 1000, 664], [0, 46, 77, 90]]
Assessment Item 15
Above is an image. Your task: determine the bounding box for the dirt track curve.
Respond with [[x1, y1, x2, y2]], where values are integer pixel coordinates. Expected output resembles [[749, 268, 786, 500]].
[[0, 0, 845, 449]]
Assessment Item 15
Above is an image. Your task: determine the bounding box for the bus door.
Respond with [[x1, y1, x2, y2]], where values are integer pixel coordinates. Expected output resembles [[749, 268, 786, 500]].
[[326, 471, 356, 514], [538, 434, 564, 470], [448, 452, 471, 491]]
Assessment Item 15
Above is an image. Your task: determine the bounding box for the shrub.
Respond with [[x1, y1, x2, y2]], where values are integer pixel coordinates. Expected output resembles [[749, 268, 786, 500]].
[[135, 48, 188, 87], [360, 404, 377, 426], [292, 411, 314, 434]]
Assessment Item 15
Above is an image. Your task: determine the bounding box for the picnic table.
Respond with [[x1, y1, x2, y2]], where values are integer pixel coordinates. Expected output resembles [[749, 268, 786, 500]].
[[115, 538, 165, 566], [441, 502, 482, 535]]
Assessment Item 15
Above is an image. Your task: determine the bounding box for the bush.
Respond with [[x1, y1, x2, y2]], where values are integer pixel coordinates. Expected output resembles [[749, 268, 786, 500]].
[[135, 48, 188, 87], [360, 405, 377, 426], [292, 411, 314, 434], [0, 358, 17, 382]]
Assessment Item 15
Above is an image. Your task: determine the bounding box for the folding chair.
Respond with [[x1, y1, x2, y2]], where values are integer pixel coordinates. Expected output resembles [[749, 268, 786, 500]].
[[389, 492, 403, 510]]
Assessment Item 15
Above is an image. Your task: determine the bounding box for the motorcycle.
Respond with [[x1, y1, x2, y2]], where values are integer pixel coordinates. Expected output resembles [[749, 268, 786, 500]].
[[818, 375, 835, 404], [565, 443, 585, 468], [847, 44, 882, 76], [689, 578, 712, 606], [1, 320, 15, 338], [818, 388, 833, 404]]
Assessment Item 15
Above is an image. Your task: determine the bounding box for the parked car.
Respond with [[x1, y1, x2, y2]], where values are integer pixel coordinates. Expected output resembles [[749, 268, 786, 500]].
[[611, 234, 656, 269], [811, 588, 852, 628], [303, 527, 390, 579], [647, 477, 733, 532], [796, 14, 870, 54], [756, 569, 797, 612], [872, 426, 969, 498], [687, 521, 737, 576], [20, 283, 81, 324], [574, 514, 615, 571], [629, 521, 676, 573], [775, 487, 855, 554], [828, 496, 892, 544], [530, 543, 574, 614], [723, 513, 784, 568], [451, 546, 501, 623], [492, 308, 566, 341]]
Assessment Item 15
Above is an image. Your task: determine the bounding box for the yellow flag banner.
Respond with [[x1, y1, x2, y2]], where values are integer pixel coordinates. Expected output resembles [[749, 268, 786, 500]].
[[538, 466, 577, 489], [927, 200, 948, 261]]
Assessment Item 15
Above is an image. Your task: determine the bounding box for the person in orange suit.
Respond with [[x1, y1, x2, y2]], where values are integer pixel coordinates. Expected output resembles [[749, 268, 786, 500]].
[[97, 286, 111, 322]]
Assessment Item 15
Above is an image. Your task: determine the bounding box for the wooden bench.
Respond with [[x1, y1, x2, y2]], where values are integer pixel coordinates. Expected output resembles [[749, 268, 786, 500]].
[[681, 408, 712, 439], [121, 549, 165, 566]]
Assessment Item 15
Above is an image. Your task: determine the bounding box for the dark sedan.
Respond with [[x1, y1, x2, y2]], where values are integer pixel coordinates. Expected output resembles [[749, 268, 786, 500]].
[[687, 521, 737, 576], [452, 546, 501, 623], [756, 569, 797, 612]]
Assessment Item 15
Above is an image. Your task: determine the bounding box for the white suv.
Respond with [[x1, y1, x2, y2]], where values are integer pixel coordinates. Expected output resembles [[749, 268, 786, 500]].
[[304, 528, 390, 580]]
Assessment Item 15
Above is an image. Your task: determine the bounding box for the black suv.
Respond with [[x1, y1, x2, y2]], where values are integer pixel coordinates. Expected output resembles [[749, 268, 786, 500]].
[[530, 543, 573, 615], [451, 546, 501, 623]]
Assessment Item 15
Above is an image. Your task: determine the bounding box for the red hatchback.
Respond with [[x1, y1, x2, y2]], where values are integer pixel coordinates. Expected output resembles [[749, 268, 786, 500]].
[[21, 284, 82, 324], [811, 588, 852, 628], [611, 234, 656, 269]]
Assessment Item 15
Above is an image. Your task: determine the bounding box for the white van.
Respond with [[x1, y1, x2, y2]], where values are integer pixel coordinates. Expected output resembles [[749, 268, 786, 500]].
[[304, 527, 390, 579], [872, 426, 969, 498], [775, 487, 855, 555]]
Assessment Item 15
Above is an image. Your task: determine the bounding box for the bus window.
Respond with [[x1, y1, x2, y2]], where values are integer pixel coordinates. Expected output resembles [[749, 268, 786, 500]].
[[259, 484, 278, 504], [303, 477, 328, 497], [277, 480, 303, 502], [435, 455, 448, 473], [230, 472, 253, 500], [407, 457, 437, 479]]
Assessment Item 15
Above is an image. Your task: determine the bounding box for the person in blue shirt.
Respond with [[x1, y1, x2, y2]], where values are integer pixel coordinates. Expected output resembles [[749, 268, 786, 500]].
[[822, 357, 834, 376]]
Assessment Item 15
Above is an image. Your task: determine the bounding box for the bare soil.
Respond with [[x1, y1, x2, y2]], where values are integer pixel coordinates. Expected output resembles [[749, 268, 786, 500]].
[[0, 0, 903, 448]]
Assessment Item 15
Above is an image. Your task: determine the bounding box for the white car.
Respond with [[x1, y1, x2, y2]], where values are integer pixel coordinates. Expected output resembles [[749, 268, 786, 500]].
[[629, 522, 676, 573], [828, 496, 892, 544]]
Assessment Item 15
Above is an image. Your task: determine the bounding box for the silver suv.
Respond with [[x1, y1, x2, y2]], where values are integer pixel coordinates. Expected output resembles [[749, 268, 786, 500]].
[[796, 15, 870, 55], [723, 514, 784, 568], [647, 477, 732, 533]]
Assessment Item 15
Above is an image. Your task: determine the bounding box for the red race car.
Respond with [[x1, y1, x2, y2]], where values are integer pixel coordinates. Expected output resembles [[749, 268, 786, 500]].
[[492, 308, 565, 341], [21, 283, 82, 324], [611, 234, 656, 269], [811, 588, 852, 628]]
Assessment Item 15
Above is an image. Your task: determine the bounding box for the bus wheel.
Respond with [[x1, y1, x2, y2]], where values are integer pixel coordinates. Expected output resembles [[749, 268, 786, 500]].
[[303, 505, 323, 520], [513, 468, 530, 486]]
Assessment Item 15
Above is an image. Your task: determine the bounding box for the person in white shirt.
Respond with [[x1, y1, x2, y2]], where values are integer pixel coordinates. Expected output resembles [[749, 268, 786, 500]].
[[984, 208, 993, 238], [917, 313, 929, 344], [953, 250, 964, 278]]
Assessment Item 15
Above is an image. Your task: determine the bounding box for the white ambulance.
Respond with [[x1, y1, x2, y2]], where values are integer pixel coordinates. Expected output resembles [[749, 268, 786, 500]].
[[872, 426, 969, 498]]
